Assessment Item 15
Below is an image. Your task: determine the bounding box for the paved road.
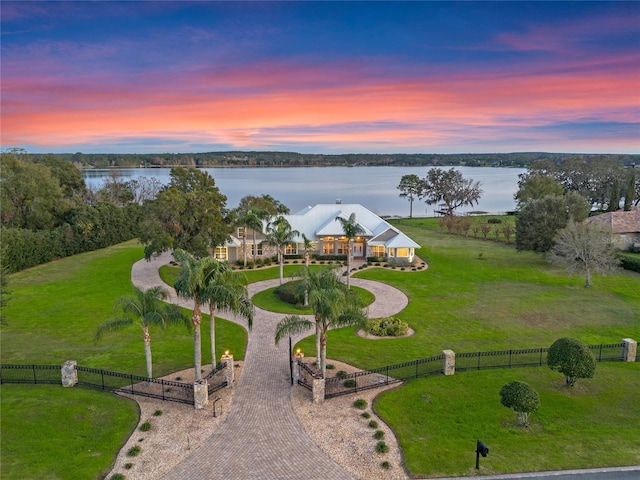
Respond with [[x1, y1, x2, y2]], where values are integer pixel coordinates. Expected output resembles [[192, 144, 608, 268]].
[[430, 466, 640, 480], [131, 254, 408, 479]]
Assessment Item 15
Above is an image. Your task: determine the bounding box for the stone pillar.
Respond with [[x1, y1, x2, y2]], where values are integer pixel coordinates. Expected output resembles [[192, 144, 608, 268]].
[[61, 360, 77, 387], [622, 338, 637, 362], [193, 380, 209, 410], [312, 377, 325, 404], [221, 352, 234, 387], [442, 350, 455, 376], [292, 351, 304, 384]]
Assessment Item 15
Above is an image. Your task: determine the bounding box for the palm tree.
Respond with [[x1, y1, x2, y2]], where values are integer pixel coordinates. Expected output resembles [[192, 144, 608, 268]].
[[274, 268, 366, 377], [236, 209, 264, 267], [94, 286, 188, 379], [335, 213, 365, 289], [262, 215, 300, 285], [203, 260, 253, 368], [173, 249, 220, 381]]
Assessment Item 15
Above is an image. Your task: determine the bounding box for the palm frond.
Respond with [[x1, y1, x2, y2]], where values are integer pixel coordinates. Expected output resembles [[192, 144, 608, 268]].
[[94, 317, 134, 342], [274, 315, 313, 345]]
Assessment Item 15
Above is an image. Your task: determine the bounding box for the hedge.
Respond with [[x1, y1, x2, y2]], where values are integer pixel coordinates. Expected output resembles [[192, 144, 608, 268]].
[[619, 254, 640, 274]]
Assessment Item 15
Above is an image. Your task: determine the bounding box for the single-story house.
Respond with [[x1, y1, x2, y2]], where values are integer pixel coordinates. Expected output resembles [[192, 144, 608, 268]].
[[586, 206, 640, 250], [218, 203, 420, 265]]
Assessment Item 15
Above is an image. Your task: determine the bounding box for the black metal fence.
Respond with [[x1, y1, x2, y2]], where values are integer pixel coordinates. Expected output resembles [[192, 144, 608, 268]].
[[319, 342, 626, 400], [74, 366, 194, 405], [298, 361, 318, 391], [325, 354, 444, 399], [0, 364, 61, 385], [203, 362, 228, 395]]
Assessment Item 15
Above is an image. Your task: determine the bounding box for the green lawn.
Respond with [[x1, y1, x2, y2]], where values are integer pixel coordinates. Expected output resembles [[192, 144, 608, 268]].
[[2, 221, 639, 479], [1, 384, 139, 480], [375, 363, 640, 477], [251, 285, 375, 314], [296, 220, 640, 368], [1, 240, 248, 375]]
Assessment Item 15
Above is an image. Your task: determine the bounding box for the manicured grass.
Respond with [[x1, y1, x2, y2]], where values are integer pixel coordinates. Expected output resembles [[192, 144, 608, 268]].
[[375, 363, 640, 477], [1, 240, 248, 375], [0, 384, 139, 480], [295, 220, 640, 368]]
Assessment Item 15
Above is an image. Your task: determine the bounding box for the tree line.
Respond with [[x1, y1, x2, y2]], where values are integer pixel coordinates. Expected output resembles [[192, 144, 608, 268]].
[[25, 150, 640, 169]]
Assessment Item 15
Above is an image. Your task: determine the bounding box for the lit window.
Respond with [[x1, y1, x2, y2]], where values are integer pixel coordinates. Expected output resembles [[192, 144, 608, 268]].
[[322, 237, 334, 254], [285, 244, 298, 255], [371, 245, 385, 256], [214, 247, 228, 260], [396, 248, 409, 257], [337, 241, 349, 254]]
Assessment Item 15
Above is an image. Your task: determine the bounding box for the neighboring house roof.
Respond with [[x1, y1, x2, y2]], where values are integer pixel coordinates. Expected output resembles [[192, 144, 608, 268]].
[[587, 207, 640, 234]]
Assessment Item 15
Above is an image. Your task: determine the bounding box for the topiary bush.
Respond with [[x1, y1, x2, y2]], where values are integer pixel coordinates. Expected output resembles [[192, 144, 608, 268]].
[[499, 380, 540, 427], [547, 337, 596, 386], [274, 280, 304, 305], [364, 317, 409, 337]]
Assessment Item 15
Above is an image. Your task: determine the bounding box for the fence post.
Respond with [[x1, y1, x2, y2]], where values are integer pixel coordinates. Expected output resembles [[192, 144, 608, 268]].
[[312, 377, 325, 403], [61, 360, 77, 387], [442, 350, 455, 375], [622, 338, 637, 362], [221, 352, 234, 388]]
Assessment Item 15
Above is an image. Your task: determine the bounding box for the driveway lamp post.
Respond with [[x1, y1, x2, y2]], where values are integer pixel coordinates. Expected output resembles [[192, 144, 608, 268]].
[[475, 440, 489, 469]]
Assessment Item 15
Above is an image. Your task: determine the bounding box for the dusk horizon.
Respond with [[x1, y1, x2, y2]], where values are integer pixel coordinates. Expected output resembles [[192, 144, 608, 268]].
[[2, 1, 639, 155]]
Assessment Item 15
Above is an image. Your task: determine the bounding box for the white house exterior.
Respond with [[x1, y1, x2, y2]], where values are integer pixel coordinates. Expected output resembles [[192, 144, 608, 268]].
[[221, 203, 420, 264]]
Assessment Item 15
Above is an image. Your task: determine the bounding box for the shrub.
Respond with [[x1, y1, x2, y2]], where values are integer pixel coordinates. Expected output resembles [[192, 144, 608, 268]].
[[124, 463, 133, 470], [488, 218, 502, 224], [127, 446, 141, 457], [375, 441, 389, 453], [548, 337, 596, 386], [368, 420, 379, 429], [139, 422, 151, 432], [499, 381, 540, 427], [343, 379, 356, 388], [153, 410, 163, 416], [374, 430, 385, 440], [110, 475, 126, 480], [619, 253, 640, 273], [361, 412, 371, 419], [353, 398, 367, 409], [326, 363, 335, 370], [336, 370, 348, 378], [364, 317, 409, 337], [274, 280, 303, 305], [381, 460, 391, 469]]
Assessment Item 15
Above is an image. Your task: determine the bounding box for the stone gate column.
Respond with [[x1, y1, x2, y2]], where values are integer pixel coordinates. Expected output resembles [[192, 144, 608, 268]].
[[222, 351, 234, 387], [442, 350, 455, 376], [622, 338, 637, 362], [312, 377, 325, 403], [61, 360, 77, 387], [193, 380, 209, 410]]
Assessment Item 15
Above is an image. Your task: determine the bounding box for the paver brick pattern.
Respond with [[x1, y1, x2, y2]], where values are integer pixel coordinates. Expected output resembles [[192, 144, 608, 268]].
[[132, 253, 408, 479]]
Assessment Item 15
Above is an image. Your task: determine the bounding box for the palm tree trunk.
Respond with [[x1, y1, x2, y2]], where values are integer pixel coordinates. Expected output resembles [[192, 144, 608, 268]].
[[193, 303, 202, 381], [315, 321, 321, 369], [209, 305, 217, 371], [279, 246, 284, 285], [346, 239, 352, 289], [320, 330, 328, 378], [242, 235, 247, 267], [253, 231, 257, 264], [143, 326, 153, 379]]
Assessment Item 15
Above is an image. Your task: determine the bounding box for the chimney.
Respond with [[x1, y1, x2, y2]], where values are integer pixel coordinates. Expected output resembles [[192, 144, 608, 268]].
[[336, 199, 341, 204]]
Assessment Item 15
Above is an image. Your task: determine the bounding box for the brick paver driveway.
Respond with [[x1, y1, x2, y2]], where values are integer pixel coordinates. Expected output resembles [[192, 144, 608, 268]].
[[131, 254, 408, 479]]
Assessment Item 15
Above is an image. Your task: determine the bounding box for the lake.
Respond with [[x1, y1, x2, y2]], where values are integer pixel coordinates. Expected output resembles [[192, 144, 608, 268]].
[[82, 166, 525, 217]]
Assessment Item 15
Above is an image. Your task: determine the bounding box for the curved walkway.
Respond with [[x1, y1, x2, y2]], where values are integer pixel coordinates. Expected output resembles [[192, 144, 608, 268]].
[[130, 254, 409, 480]]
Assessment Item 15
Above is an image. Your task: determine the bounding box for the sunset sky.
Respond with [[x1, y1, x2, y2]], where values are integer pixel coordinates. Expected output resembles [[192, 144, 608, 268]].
[[2, 1, 639, 154]]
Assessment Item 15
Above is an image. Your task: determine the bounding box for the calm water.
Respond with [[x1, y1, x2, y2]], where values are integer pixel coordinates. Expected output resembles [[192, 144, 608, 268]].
[[83, 166, 525, 217]]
